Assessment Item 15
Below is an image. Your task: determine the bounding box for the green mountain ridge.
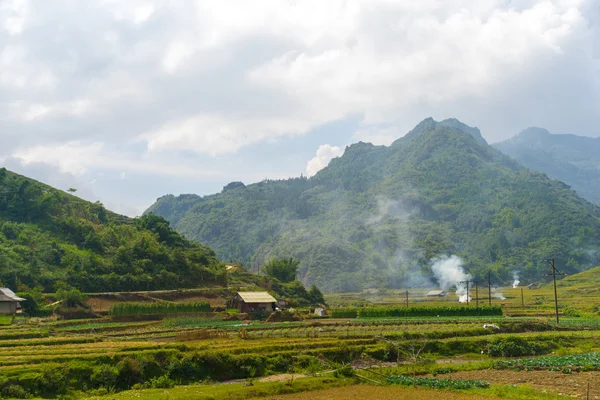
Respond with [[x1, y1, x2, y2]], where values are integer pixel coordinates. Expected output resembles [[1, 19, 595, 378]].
[[0, 168, 226, 292], [494, 127, 600, 205], [147, 118, 600, 292]]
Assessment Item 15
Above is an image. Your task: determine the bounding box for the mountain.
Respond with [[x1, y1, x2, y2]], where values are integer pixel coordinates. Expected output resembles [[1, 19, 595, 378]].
[[0, 168, 225, 292], [147, 118, 600, 292], [494, 128, 600, 205]]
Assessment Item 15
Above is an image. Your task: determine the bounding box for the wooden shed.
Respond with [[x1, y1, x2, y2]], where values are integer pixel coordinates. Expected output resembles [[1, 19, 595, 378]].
[[0, 288, 25, 315], [233, 292, 277, 313]]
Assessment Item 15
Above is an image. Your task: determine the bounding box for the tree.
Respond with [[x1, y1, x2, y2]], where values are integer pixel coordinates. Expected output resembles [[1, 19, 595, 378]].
[[56, 286, 87, 308], [262, 257, 300, 283], [18, 286, 45, 316], [309, 284, 325, 305]]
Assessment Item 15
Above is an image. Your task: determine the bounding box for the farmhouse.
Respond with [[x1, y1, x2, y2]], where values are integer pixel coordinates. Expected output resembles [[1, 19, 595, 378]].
[[233, 292, 277, 313], [426, 290, 447, 297], [0, 288, 25, 315]]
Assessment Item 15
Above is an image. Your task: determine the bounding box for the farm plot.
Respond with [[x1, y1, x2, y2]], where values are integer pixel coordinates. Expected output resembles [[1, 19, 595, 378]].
[[438, 370, 600, 399]]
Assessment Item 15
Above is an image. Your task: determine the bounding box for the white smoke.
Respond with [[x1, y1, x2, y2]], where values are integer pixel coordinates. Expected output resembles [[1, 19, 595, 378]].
[[493, 293, 506, 300], [430, 255, 471, 303], [512, 271, 520, 289]]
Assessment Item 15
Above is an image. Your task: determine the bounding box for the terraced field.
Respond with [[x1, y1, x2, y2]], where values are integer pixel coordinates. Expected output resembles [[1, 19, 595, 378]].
[[2, 299, 600, 399]]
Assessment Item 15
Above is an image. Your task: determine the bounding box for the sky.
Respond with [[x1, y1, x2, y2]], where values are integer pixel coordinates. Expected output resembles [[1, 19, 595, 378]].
[[1, 0, 599, 216]]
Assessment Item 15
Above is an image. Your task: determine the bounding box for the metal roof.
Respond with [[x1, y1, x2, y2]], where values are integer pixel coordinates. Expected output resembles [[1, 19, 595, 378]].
[[426, 290, 446, 295], [0, 288, 26, 302], [237, 292, 276, 303]]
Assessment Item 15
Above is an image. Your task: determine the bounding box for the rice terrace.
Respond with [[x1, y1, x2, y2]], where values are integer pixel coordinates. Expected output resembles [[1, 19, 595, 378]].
[[3, 271, 600, 400]]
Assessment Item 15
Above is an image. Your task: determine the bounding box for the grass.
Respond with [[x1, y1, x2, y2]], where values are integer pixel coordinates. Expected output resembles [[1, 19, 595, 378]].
[[235, 384, 569, 400], [84, 376, 353, 400], [0, 316, 13, 325]]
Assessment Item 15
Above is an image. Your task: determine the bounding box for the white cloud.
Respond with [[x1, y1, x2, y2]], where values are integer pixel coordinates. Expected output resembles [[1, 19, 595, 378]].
[[1, 0, 600, 211], [12, 141, 105, 176], [306, 144, 344, 177], [0, 0, 28, 35]]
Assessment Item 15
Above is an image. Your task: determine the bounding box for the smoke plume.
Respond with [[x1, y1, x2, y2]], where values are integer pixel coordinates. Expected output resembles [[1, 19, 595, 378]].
[[430, 255, 471, 303], [512, 271, 520, 289]]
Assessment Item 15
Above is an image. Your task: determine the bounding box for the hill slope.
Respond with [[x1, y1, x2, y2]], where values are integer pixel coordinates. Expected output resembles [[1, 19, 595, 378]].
[[0, 168, 225, 292], [494, 128, 600, 205], [147, 118, 600, 292]]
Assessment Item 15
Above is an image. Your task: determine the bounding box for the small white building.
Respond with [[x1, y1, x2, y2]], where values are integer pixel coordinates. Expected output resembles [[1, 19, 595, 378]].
[[426, 290, 447, 297], [0, 288, 25, 315]]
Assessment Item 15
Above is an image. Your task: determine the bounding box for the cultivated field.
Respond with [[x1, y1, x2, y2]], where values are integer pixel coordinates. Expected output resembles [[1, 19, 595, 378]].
[[2, 275, 600, 399]]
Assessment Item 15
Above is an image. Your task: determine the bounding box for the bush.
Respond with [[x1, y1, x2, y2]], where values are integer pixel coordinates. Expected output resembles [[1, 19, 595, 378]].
[[1, 384, 29, 399], [91, 365, 118, 388], [56, 287, 88, 308], [488, 336, 546, 357], [116, 357, 143, 388], [149, 375, 175, 389]]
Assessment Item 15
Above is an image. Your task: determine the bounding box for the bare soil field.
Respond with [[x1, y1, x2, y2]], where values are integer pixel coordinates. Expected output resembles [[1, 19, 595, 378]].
[[444, 370, 600, 399]]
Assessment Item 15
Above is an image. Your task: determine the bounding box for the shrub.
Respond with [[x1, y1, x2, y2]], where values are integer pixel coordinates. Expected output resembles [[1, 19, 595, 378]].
[[488, 336, 546, 357], [1, 384, 29, 399], [91, 365, 118, 388], [149, 375, 175, 389], [116, 357, 143, 388]]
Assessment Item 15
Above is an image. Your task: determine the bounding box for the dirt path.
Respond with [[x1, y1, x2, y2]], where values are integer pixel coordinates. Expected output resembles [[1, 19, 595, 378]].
[[441, 370, 600, 399]]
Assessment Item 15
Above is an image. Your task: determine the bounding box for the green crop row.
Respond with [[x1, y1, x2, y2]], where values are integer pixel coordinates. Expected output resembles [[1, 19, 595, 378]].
[[331, 305, 502, 318], [109, 301, 211, 316], [387, 375, 490, 389], [495, 352, 600, 370]]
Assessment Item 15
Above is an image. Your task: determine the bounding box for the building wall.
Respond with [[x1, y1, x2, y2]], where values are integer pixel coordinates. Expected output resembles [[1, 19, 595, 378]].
[[0, 302, 16, 315], [242, 302, 274, 313]]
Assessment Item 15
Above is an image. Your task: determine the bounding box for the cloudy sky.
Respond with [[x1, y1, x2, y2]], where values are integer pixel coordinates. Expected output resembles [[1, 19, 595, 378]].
[[1, 0, 599, 216]]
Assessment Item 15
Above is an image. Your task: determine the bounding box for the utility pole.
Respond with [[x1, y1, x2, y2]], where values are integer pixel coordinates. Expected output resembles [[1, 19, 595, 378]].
[[543, 257, 566, 324], [488, 271, 492, 306], [475, 281, 479, 314], [459, 280, 474, 305], [521, 288, 525, 310]]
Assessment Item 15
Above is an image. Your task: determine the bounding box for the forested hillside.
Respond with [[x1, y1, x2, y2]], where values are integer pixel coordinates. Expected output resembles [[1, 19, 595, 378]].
[[494, 128, 600, 205], [0, 168, 225, 292], [148, 118, 600, 292]]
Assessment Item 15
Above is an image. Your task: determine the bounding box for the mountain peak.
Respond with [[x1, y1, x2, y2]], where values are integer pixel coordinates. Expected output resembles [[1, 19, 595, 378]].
[[518, 127, 551, 139], [398, 117, 487, 147]]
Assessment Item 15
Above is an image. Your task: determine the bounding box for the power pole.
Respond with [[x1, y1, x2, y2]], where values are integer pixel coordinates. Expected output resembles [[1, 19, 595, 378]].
[[543, 257, 566, 324], [459, 280, 473, 305], [521, 288, 524, 310], [475, 281, 479, 314], [488, 271, 492, 306]]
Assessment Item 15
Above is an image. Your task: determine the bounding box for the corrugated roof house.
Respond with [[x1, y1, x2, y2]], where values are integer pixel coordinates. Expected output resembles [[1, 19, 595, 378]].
[[426, 290, 447, 297], [233, 292, 277, 313], [0, 288, 25, 315]]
